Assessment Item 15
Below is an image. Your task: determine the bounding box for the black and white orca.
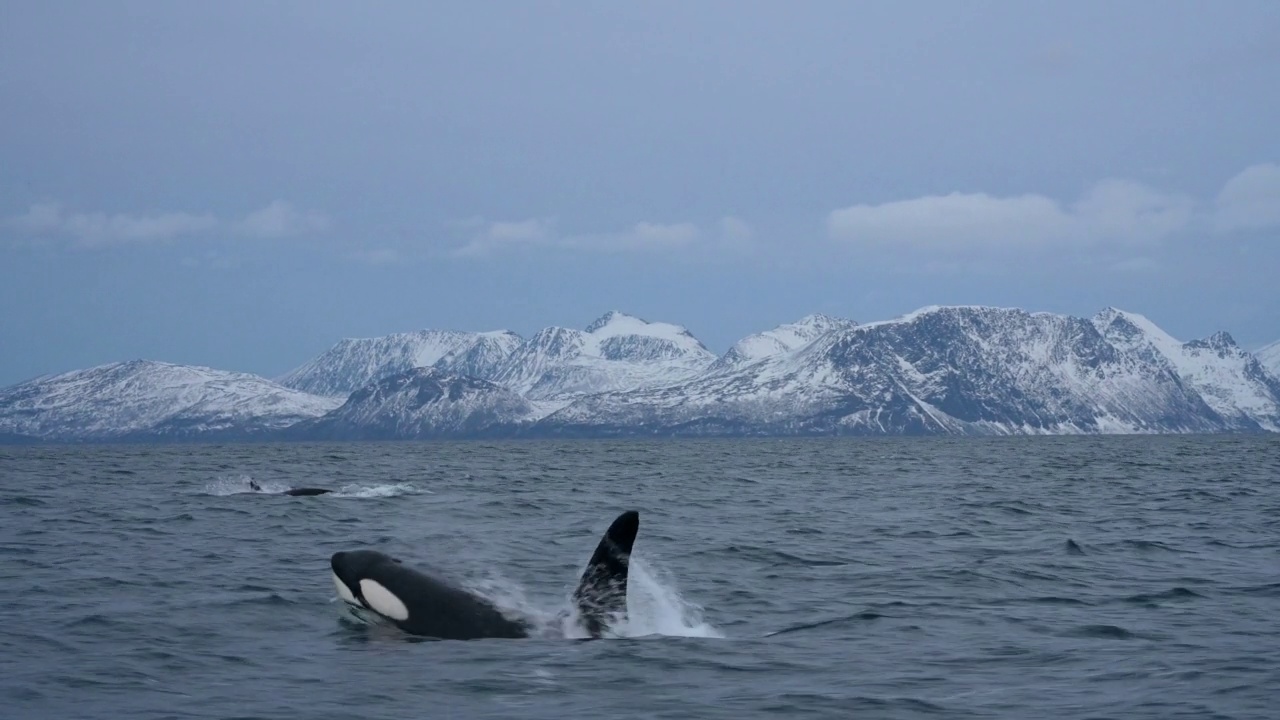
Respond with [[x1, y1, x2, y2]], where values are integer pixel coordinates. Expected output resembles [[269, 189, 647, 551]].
[[249, 480, 333, 496], [329, 510, 640, 640]]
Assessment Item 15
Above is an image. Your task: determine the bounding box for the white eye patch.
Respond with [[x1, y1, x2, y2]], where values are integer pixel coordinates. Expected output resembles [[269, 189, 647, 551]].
[[332, 572, 360, 606], [359, 579, 410, 621]]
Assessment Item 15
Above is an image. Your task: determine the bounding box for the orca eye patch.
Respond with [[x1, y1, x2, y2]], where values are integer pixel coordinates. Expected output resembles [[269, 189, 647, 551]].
[[359, 579, 410, 621]]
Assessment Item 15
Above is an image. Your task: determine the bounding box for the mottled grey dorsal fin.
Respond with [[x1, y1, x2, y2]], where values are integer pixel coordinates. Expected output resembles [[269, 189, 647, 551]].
[[573, 510, 639, 637]]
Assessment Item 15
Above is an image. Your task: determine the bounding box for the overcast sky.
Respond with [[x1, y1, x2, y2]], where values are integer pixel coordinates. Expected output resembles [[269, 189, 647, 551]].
[[2, 1, 1278, 386]]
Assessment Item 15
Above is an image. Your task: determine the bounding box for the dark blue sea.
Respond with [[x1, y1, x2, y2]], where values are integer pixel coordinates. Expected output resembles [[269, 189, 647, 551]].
[[2, 435, 1279, 719]]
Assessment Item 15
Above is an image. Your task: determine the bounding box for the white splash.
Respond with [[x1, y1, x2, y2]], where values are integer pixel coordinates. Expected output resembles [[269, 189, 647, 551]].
[[329, 483, 428, 498], [202, 474, 281, 495], [608, 557, 723, 639], [456, 555, 723, 640]]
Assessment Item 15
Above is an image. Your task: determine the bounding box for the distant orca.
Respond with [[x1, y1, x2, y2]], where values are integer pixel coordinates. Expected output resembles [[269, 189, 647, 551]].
[[329, 510, 640, 640], [248, 480, 333, 496], [281, 487, 333, 496]]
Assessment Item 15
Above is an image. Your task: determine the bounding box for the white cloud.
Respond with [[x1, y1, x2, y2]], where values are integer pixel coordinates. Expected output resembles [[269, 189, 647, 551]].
[[453, 218, 701, 257], [5, 199, 330, 249], [1214, 163, 1280, 232], [562, 221, 700, 252], [452, 217, 557, 257], [826, 175, 1206, 250], [487, 219, 552, 243], [828, 191, 1071, 248], [235, 200, 330, 238], [7, 202, 218, 247]]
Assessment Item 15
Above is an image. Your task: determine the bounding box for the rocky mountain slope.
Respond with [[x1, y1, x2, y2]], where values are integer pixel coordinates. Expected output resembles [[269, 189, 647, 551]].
[[1093, 309, 1280, 432], [532, 306, 1249, 437], [708, 313, 858, 373], [277, 329, 522, 397], [489, 311, 718, 400], [283, 367, 537, 440], [3, 306, 1277, 443], [0, 360, 341, 442]]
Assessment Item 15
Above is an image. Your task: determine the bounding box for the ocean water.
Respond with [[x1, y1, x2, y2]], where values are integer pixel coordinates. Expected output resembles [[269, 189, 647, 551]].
[[2, 435, 1279, 719]]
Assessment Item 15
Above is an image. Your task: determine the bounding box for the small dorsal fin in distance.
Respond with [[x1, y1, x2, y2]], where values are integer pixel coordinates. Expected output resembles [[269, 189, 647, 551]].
[[573, 510, 640, 637]]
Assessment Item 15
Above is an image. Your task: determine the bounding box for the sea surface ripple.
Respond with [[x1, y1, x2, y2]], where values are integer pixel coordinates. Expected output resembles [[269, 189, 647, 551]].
[[2, 434, 1278, 719]]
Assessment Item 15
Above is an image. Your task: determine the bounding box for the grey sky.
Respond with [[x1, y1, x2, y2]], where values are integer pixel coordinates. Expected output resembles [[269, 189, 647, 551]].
[[2, 0, 1278, 386]]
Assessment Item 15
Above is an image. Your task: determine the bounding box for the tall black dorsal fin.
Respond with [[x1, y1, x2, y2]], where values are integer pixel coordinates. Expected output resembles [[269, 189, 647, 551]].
[[573, 510, 640, 637]]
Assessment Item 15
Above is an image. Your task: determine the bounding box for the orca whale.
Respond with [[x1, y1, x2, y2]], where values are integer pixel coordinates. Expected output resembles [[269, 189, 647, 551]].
[[329, 510, 640, 640], [281, 487, 333, 496], [248, 480, 332, 496]]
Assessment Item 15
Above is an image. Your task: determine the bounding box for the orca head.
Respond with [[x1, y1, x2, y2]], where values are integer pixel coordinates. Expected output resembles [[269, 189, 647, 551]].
[[330, 550, 410, 622]]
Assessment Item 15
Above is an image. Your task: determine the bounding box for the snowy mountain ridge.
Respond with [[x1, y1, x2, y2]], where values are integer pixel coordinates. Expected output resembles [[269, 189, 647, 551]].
[[488, 310, 718, 400], [283, 367, 536, 440], [534, 305, 1241, 437], [1093, 308, 1280, 432], [1, 305, 1277, 443], [0, 360, 342, 442], [277, 328, 522, 397], [709, 313, 858, 373]]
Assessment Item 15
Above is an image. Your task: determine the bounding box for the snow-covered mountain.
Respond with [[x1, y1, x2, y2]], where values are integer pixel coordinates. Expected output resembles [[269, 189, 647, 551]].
[[489, 311, 717, 400], [1093, 309, 1280, 432], [1259, 340, 1280, 379], [709, 313, 857, 373], [283, 367, 538, 440], [531, 306, 1244, 437], [4, 306, 1278, 443], [0, 360, 341, 442], [277, 329, 522, 397]]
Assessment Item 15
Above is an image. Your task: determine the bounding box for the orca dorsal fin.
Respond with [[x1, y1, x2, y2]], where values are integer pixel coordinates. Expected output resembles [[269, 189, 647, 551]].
[[573, 510, 640, 637]]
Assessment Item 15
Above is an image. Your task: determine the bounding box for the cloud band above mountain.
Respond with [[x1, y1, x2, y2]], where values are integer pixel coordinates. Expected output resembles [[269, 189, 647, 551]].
[[826, 163, 1279, 249], [5, 200, 329, 248], [451, 216, 749, 258]]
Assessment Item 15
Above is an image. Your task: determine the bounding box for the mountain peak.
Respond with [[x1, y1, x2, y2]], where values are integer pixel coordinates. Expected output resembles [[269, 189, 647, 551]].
[[489, 311, 714, 400], [1094, 306, 1125, 322], [1188, 330, 1239, 352], [581, 311, 706, 348], [276, 327, 524, 397], [1094, 306, 1146, 323], [886, 304, 1028, 325], [710, 313, 856, 372], [1091, 306, 1173, 342], [1210, 330, 1237, 348], [584, 310, 647, 334], [792, 313, 856, 329]]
